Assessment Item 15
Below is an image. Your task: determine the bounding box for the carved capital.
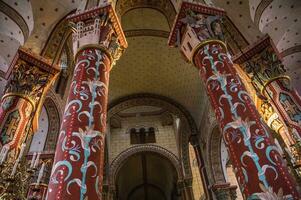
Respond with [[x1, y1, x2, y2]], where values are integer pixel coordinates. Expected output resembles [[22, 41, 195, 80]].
[[68, 3, 127, 64], [168, 1, 226, 61], [233, 36, 291, 96], [4, 48, 59, 105]]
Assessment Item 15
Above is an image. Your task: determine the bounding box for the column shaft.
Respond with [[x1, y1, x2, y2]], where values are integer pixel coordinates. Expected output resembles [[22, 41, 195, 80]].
[[194, 41, 299, 198], [47, 48, 110, 199], [168, 2, 300, 199], [47, 3, 126, 200]]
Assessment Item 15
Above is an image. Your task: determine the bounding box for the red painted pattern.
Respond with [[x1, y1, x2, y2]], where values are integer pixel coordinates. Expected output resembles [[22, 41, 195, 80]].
[[193, 41, 300, 199], [47, 48, 111, 200]]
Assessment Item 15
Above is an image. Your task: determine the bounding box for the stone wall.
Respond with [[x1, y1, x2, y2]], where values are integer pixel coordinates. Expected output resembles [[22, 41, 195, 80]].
[[109, 115, 179, 164]]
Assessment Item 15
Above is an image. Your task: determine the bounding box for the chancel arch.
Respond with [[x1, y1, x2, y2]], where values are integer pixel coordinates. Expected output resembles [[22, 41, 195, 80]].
[[109, 145, 183, 189], [28, 96, 61, 153], [107, 94, 197, 179]]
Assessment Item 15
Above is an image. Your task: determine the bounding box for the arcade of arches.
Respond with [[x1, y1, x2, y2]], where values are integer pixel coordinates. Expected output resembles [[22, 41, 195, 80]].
[[0, 0, 301, 200]]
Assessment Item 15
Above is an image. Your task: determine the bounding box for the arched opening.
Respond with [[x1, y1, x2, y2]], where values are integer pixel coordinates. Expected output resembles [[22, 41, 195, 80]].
[[115, 151, 179, 200], [28, 97, 60, 153], [221, 138, 243, 200]]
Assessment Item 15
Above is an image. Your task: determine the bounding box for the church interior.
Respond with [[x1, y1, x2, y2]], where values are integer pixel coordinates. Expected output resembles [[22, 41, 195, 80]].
[[0, 0, 301, 199]]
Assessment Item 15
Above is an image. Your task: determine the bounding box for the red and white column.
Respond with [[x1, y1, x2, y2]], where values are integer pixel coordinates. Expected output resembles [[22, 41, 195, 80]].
[[168, 2, 300, 199], [47, 4, 127, 200]]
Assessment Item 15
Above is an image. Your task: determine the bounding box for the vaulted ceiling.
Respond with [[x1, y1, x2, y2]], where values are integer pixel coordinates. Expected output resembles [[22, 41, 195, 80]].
[[109, 7, 205, 123]]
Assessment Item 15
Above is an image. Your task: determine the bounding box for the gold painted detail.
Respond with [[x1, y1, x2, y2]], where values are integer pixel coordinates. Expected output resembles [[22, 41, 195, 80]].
[[74, 41, 124, 69], [1, 93, 35, 111], [4, 60, 53, 104], [192, 39, 227, 65], [115, 0, 176, 28], [261, 75, 291, 95], [240, 46, 289, 96], [260, 102, 284, 133]]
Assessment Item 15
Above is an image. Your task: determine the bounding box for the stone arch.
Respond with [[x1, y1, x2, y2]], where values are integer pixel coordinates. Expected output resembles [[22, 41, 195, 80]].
[[43, 96, 61, 151], [108, 93, 198, 178], [41, 10, 75, 63], [114, 0, 177, 27], [207, 125, 226, 184], [109, 144, 183, 187]]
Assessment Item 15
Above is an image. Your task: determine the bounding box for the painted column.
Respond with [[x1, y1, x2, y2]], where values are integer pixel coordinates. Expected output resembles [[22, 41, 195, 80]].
[[189, 135, 213, 199], [233, 36, 301, 176], [168, 2, 300, 199], [47, 3, 127, 200], [0, 48, 59, 157], [233, 36, 301, 142]]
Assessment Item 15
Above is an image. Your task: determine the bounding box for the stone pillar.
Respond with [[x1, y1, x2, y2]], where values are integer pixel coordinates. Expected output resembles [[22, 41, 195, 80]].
[[189, 135, 213, 199], [233, 36, 301, 143], [47, 3, 127, 200], [168, 2, 300, 199], [0, 48, 59, 156]]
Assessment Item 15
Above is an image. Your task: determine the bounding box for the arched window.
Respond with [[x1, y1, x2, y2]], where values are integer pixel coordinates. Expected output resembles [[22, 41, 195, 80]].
[[130, 127, 156, 144]]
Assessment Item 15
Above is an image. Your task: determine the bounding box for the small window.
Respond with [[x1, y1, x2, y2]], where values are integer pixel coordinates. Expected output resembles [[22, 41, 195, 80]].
[[130, 127, 156, 144]]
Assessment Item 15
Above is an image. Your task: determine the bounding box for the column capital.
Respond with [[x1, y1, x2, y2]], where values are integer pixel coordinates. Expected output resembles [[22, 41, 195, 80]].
[[168, 1, 226, 62], [2, 47, 60, 133], [232, 36, 290, 96], [4, 49, 58, 102], [3, 48, 59, 106], [68, 2, 127, 65]]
